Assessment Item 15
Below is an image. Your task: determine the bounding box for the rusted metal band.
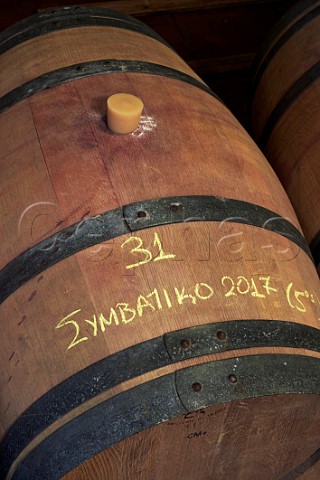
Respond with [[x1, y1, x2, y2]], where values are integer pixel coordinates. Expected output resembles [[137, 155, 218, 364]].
[[252, 1, 320, 96], [7, 353, 320, 479], [258, 60, 320, 149], [0, 196, 311, 305], [0, 6, 173, 55], [0, 59, 219, 113], [1, 320, 320, 479]]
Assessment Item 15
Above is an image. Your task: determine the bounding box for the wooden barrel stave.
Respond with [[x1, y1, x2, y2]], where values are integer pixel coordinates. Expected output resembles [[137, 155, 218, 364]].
[[1, 215, 320, 477], [0, 74, 304, 267], [2, 219, 319, 429], [252, 0, 320, 76], [262, 81, 320, 245], [251, 0, 320, 266], [0, 25, 202, 99], [252, 10, 320, 140], [61, 394, 320, 480], [7, 359, 320, 480]]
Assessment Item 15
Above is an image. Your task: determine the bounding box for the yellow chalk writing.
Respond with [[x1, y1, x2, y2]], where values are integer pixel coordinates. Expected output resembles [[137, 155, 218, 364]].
[[250, 278, 265, 298], [285, 282, 307, 312], [163, 288, 172, 308], [84, 315, 98, 336], [99, 309, 119, 331], [147, 289, 163, 310], [55, 309, 88, 350], [153, 232, 176, 262], [260, 276, 278, 296], [137, 294, 156, 316], [194, 283, 214, 300], [121, 236, 152, 269], [174, 286, 197, 305], [221, 276, 236, 297], [56, 273, 319, 352], [121, 231, 175, 269], [57, 281, 214, 351], [236, 276, 250, 295], [117, 303, 136, 324], [221, 275, 277, 299]]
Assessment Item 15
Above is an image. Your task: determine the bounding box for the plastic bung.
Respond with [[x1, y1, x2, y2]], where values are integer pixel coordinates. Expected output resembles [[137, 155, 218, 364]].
[[107, 93, 144, 134]]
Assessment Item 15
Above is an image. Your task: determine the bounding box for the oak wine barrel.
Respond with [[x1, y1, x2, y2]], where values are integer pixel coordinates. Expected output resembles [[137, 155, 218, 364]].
[[251, 0, 320, 270], [0, 6, 320, 480]]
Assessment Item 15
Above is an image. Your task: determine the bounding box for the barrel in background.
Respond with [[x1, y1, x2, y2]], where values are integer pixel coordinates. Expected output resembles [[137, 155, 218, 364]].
[[251, 0, 320, 269], [0, 6, 320, 479]]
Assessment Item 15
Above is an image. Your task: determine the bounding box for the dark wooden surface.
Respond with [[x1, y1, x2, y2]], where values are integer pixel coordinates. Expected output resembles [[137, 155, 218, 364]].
[[0, 0, 300, 129], [251, 0, 320, 247]]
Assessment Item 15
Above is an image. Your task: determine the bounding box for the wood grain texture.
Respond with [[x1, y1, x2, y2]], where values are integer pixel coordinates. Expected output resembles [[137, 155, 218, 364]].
[[252, 0, 319, 87], [0, 25, 201, 98], [1, 9, 320, 479], [263, 82, 320, 244], [296, 461, 320, 480], [0, 74, 304, 265], [2, 217, 320, 433], [62, 393, 320, 480], [251, 0, 320, 245], [0, 0, 300, 129], [7, 353, 320, 479], [281, 447, 320, 480], [251, 12, 320, 140]]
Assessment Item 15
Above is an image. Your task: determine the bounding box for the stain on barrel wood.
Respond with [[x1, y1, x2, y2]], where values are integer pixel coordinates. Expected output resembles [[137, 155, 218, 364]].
[[0, 6, 320, 480]]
